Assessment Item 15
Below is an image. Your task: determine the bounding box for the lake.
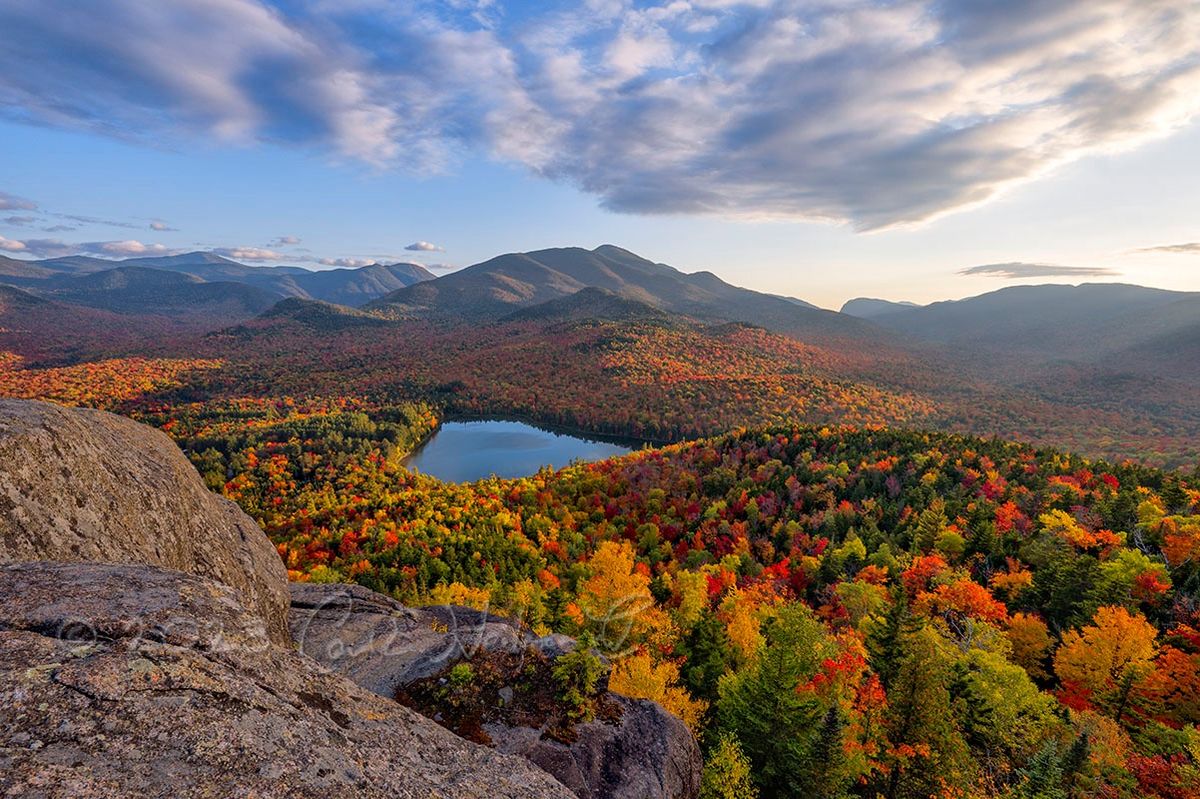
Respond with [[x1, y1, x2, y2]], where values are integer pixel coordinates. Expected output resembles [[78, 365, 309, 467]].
[[403, 419, 634, 482]]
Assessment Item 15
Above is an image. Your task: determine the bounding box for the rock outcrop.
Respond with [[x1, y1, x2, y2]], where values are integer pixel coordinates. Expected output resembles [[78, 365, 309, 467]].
[[0, 398, 290, 646], [0, 562, 575, 799], [290, 583, 703, 799]]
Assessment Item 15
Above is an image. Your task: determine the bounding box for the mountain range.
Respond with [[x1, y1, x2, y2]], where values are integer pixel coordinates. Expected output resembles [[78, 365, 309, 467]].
[[2, 243, 1198, 464], [0, 251, 435, 316]]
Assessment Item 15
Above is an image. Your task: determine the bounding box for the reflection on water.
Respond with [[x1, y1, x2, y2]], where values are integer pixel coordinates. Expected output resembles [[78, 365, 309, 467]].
[[403, 419, 633, 483]]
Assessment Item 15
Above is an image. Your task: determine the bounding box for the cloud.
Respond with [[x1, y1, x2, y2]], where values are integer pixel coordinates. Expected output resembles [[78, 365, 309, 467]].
[[0, 191, 36, 212], [1, 2, 1199, 227], [1135, 242, 1200, 254], [56, 213, 140, 230], [0, 237, 177, 259], [317, 257, 377, 268], [214, 246, 284, 261], [959, 262, 1119, 279], [149, 220, 178, 231], [41, 225, 76, 233], [82, 240, 174, 257], [271, 235, 301, 246], [405, 240, 444, 252], [3, 216, 37, 226]]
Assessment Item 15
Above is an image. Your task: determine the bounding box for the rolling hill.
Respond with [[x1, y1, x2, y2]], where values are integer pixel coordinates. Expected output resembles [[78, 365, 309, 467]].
[[27, 266, 280, 322], [868, 282, 1200, 379]]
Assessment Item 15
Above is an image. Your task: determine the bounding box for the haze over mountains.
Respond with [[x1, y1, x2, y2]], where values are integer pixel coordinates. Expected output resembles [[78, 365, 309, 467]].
[[3, 244, 1198, 377], [845, 283, 1200, 384], [0, 251, 435, 316], [3, 241, 1200, 469]]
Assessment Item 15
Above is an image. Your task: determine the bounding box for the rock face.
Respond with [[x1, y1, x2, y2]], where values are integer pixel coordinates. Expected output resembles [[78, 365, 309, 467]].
[[290, 583, 702, 799], [290, 581, 577, 696], [0, 562, 575, 799], [0, 398, 291, 646]]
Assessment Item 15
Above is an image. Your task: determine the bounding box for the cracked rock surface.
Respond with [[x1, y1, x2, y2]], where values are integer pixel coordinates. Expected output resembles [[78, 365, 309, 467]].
[[0, 562, 574, 799], [0, 398, 291, 646], [290, 582, 702, 799]]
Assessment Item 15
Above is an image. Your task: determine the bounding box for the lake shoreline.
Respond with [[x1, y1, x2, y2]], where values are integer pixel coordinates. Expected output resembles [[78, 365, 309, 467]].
[[402, 417, 646, 482]]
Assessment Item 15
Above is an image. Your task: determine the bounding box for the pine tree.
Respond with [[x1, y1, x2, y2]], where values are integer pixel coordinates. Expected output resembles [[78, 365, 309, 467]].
[[914, 499, 949, 553], [806, 707, 850, 799], [716, 604, 833, 799], [1013, 741, 1065, 799], [1059, 732, 1089, 799], [866, 587, 917, 691], [682, 609, 731, 704]]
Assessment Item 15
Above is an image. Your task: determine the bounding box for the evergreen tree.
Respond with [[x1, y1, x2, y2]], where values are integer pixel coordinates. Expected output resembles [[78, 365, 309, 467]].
[[1012, 741, 1065, 799], [681, 609, 731, 704], [716, 604, 834, 799], [806, 707, 850, 799], [866, 587, 918, 691]]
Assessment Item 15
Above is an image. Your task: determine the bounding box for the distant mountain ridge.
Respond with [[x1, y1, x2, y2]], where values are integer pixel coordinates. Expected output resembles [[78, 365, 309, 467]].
[[0, 251, 437, 324], [840, 297, 920, 318], [367, 244, 877, 344]]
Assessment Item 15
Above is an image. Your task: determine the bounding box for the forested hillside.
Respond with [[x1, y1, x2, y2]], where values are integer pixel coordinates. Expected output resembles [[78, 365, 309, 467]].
[[2, 339, 1199, 796]]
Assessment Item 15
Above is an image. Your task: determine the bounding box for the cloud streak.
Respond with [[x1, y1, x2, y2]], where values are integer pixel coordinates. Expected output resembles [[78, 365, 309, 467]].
[[1135, 242, 1200, 254], [959, 263, 1119, 279], [1, 2, 1198, 228]]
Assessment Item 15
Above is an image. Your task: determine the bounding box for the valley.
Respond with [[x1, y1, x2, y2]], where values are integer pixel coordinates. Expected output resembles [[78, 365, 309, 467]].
[[2, 244, 1199, 798]]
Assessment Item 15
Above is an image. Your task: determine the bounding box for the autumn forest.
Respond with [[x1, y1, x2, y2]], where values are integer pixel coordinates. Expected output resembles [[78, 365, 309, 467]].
[[2, 246, 1200, 799]]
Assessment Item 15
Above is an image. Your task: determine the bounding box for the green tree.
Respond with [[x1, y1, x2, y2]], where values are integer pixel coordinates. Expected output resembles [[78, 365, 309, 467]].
[[700, 733, 759, 799], [716, 604, 847, 799]]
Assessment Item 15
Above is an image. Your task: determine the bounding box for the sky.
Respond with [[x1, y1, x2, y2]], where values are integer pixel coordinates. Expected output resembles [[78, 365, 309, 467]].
[[1, 0, 1199, 309]]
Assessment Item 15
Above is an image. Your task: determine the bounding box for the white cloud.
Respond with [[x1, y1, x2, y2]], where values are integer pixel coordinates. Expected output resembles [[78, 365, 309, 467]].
[[271, 235, 301, 246], [318, 256, 377, 267], [214, 246, 284, 261], [404, 240, 444, 252], [0, 237, 177, 259], [149, 220, 178, 231], [84, 240, 174, 256], [2, 1, 1199, 228]]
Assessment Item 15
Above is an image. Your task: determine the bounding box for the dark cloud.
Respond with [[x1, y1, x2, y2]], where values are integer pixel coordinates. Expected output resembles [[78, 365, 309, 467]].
[[959, 263, 1119, 279], [0, 191, 36, 211], [1136, 242, 1200, 254], [3, 215, 36, 226], [0, 2, 1197, 228]]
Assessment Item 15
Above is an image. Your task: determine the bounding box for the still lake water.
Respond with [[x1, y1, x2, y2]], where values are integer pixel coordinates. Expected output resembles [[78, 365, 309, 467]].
[[403, 419, 634, 483]]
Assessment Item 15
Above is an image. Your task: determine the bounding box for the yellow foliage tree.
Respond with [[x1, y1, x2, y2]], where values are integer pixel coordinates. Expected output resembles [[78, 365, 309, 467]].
[[577, 540, 654, 653], [1054, 606, 1157, 720], [1007, 612, 1053, 680], [609, 650, 708, 732]]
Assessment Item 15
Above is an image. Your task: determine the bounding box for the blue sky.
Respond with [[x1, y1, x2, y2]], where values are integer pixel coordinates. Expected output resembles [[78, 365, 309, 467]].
[[2, 0, 1199, 309]]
